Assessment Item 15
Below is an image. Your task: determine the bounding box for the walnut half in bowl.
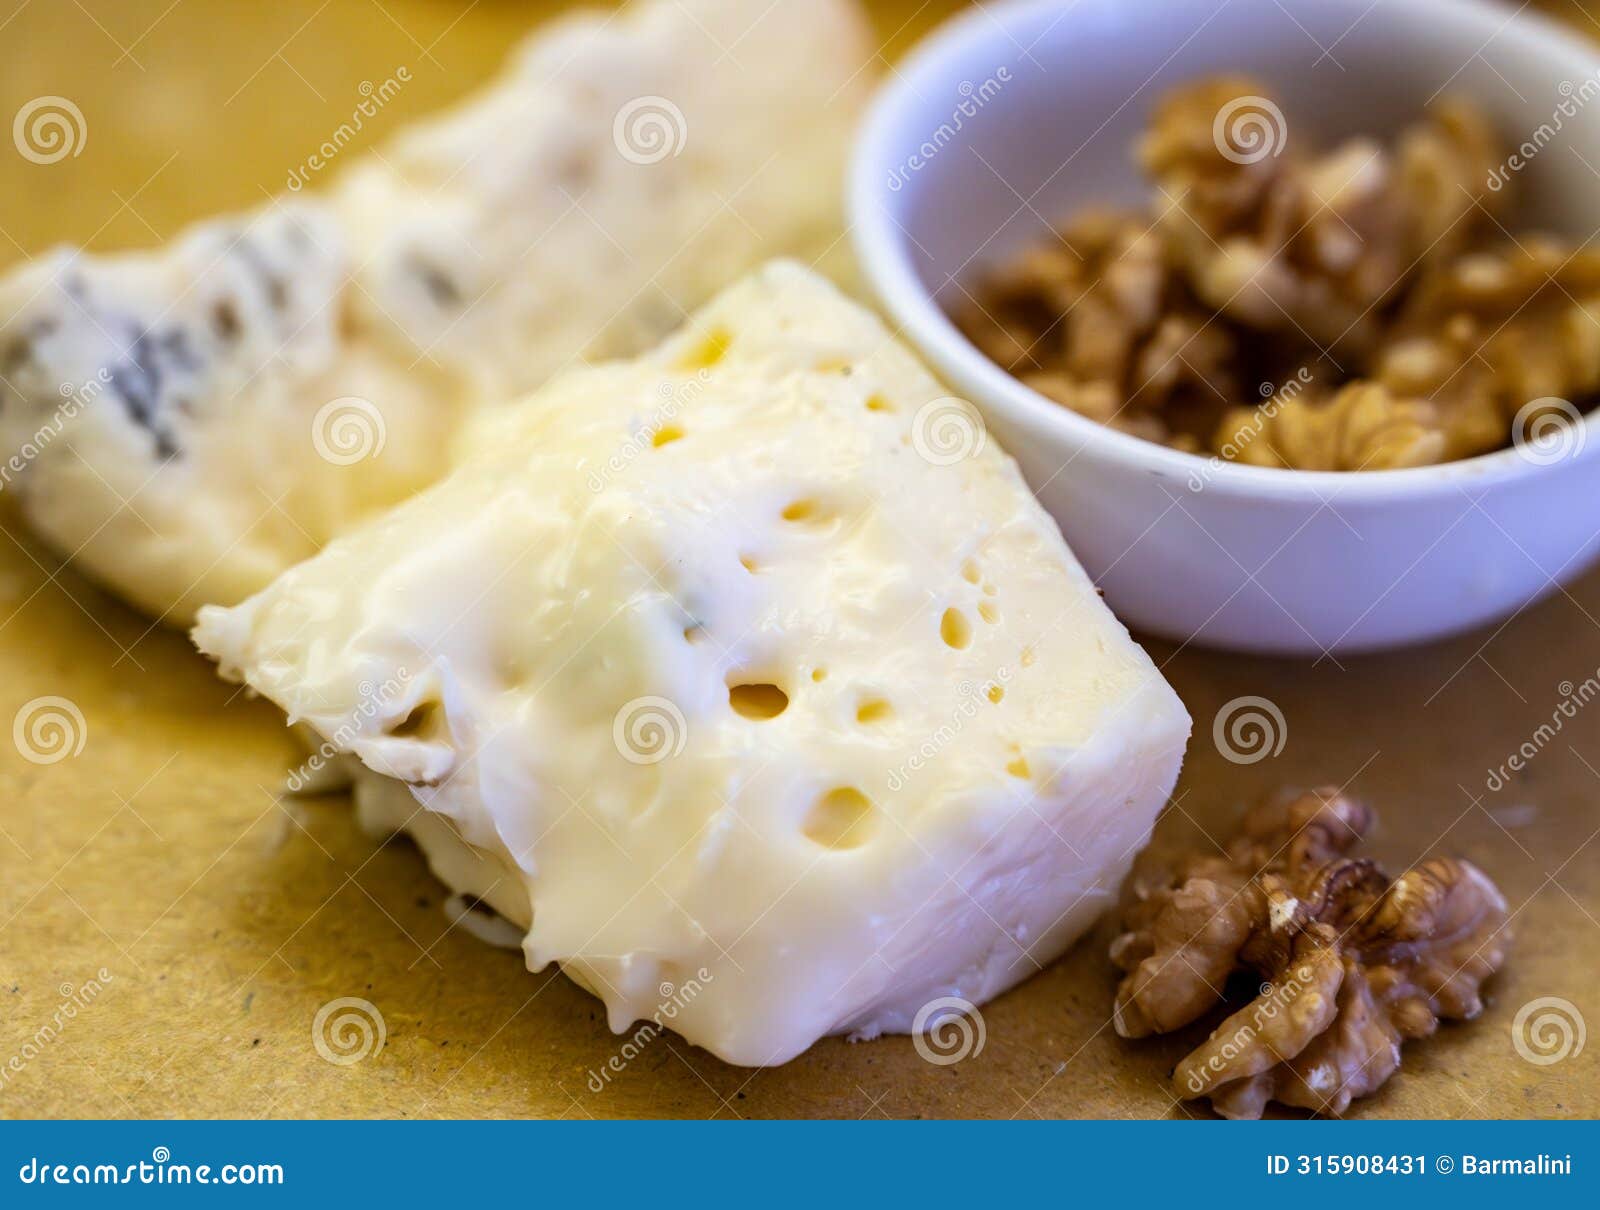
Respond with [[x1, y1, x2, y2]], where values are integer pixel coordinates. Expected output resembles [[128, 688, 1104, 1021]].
[[1111, 788, 1511, 1118]]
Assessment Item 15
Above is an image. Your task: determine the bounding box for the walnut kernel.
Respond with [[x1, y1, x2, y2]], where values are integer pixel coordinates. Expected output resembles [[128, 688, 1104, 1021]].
[[1112, 788, 1511, 1118]]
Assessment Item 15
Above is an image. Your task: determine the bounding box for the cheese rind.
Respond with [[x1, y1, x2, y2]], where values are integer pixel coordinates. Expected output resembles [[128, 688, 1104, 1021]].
[[0, 0, 870, 622], [196, 262, 1190, 1065]]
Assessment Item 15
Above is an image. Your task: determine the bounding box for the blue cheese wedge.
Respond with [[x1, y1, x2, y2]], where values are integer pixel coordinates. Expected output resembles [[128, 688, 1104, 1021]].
[[195, 262, 1191, 1066], [0, 0, 870, 622]]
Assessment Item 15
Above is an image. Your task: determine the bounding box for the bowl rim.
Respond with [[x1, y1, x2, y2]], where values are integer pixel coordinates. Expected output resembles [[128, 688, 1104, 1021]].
[[849, 0, 1600, 504]]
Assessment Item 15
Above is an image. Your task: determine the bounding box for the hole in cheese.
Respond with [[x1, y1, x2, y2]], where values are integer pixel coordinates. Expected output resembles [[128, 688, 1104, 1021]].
[[1006, 754, 1030, 779], [781, 498, 828, 524], [940, 607, 972, 650], [811, 667, 828, 683], [728, 682, 789, 720], [865, 393, 894, 413], [677, 325, 732, 370], [389, 700, 443, 740], [683, 625, 706, 644], [978, 600, 1000, 625], [961, 559, 981, 585], [739, 554, 760, 573], [986, 683, 1004, 704], [855, 698, 893, 724], [782, 496, 850, 534], [652, 425, 685, 448], [802, 787, 876, 850]]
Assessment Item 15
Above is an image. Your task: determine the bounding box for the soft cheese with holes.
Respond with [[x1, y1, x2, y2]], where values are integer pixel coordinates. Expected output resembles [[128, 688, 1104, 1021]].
[[0, 0, 870, 622], [194, 262, 1190, 1065]]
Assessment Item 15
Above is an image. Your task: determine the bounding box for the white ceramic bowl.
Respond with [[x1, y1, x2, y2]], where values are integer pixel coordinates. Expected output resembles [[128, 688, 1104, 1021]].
[[851, 0, 1600, 655]]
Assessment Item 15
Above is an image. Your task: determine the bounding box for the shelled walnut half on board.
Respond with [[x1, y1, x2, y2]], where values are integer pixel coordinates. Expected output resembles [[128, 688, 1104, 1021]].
[[1111, 788, 1512, 1119]]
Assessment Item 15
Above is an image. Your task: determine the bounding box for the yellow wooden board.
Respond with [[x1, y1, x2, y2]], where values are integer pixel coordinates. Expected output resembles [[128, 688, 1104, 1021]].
[[0, 0, 1595, 1119]]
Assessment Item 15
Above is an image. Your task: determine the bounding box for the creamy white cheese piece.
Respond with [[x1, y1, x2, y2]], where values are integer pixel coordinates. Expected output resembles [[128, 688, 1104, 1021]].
[[195, 262, 1191, 1066], [0, 0, 870, 622]]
